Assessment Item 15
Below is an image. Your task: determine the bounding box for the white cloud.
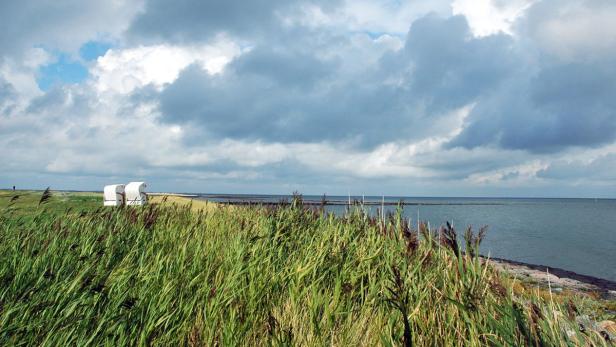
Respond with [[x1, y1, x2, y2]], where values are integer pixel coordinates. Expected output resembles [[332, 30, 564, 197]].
[[341, 0, 452, 34], [527, 1, 616, 61], [452, 0, 534, 36], [92, 39, 242, 94], [466, 160, 546, 185], [0, 0, 142, 59], [289, 0, 451, 35], [0, 48, 51, 99]]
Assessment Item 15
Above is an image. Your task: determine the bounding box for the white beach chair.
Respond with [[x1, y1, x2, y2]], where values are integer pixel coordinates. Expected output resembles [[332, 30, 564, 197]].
[[125, 182, 148, 206], [103, 184, 125, 206]]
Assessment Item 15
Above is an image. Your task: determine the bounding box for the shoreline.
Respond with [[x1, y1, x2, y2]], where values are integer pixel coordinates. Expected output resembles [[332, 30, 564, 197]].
[[485, 256, 616, 297], [149, 192, 199, 197], [197, 196, 506, 206]]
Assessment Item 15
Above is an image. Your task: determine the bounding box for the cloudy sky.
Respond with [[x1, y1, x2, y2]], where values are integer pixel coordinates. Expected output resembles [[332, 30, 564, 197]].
[[1, 0, 616, 197]]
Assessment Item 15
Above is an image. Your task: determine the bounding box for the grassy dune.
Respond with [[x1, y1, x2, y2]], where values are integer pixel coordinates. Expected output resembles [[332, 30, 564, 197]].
[[0, 190, 101, 215], [0, 190, 218, 214], [0, 191, 613, 346]]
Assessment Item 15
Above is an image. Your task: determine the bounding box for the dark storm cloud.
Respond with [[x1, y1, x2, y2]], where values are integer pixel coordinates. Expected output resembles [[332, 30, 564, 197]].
[[128, 0, 342, 43], [449, 0, 616, 153], [400, 15, 515, 115], [0, 85, 99, 143], [26, 86, 93, 121], [133, 0, 616, 155], [449, 59, 616, 153], [26, 87, 70, 114], [415, 149, 530, 180], [154, 14, 517, 147], [0, 0, 135, 59], [156, 62, 409, 145], [538, 153, 616, 181], [230, 46, 335, 90]]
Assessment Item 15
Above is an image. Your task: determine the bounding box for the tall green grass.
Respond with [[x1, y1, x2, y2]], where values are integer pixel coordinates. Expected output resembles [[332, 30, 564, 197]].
[[0, 193, 610, 346]]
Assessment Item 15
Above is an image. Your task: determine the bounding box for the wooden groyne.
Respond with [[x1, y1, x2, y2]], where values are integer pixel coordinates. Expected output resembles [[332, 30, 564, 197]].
[[209, 199, 505, 206]]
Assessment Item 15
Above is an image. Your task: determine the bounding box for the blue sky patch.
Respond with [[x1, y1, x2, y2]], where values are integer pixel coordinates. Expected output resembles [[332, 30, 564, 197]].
[[37, 54, 89, 91], [79, 41, 112, 61]]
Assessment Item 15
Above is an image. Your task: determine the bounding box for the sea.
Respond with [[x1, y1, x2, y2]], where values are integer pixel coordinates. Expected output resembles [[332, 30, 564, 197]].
[[197, 194, 616, 282]]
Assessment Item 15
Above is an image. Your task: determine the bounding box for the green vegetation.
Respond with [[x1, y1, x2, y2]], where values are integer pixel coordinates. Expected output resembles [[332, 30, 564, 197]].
[[0, 191, 613, 346], [0, 189, 100, 216]]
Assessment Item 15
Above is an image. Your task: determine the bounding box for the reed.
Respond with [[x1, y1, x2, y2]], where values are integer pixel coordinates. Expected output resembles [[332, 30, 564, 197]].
[[0, 191, 610, 346]]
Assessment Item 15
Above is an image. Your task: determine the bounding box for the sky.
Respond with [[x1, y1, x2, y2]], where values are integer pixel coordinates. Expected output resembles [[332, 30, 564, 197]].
[[1, 0, 616, 197]]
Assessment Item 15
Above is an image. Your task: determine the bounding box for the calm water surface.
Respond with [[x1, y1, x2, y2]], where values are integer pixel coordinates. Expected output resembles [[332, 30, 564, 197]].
[[199, 195, 616, 282]]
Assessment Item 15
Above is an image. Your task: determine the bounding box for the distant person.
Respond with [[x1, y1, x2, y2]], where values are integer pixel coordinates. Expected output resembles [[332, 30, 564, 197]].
[[13, 185, 15, 191]]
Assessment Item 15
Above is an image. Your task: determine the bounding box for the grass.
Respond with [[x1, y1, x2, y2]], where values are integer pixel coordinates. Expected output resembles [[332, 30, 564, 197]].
[[0, 190, 100, 216], [0, 190, 613, 346]]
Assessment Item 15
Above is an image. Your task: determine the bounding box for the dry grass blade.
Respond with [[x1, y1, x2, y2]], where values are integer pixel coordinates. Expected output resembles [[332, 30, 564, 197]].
[[440, 221, 459, 258], [38, 187, 52, 206]]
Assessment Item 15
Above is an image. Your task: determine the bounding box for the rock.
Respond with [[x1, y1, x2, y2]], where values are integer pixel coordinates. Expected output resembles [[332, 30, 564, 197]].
[[599, 320, 616, 334], [576, 315, 591, 326], [597, 320, 616, 342], [575, 315, 600, 333]]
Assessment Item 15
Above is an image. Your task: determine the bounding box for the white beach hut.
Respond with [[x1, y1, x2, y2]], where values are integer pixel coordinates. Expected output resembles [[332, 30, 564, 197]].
[[125, 182, 148, 206], [103, 184, 125, 206]]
